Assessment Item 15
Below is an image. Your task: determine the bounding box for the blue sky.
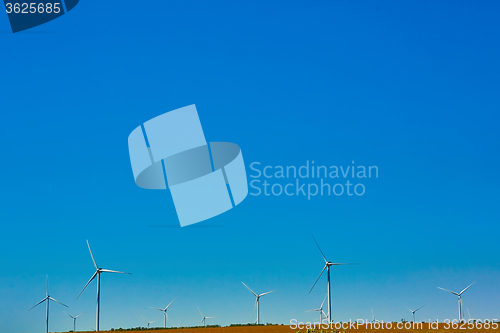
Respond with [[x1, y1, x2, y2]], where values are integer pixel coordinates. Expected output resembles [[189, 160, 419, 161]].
[[1, 1, 499, 332]]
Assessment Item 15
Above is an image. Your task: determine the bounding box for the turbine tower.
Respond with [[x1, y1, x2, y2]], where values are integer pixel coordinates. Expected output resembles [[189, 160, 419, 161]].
[[65, 312, 85, 332], [151, 298, 176, 328], [306, 294, 327, 324], [406, 305, 425, 322], [309, 236, 355, 323], [198, 307, 213, 326], [78, 240, 131, 331], [438, 282, 475, 321], [29, 276, 68, 333], [242, 282, 275, 324]]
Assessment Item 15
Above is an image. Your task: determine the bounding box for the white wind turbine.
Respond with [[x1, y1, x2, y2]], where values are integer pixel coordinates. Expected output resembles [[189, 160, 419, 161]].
[[141, 315, 154, 329], [306, 294, 327, 324], [406, 305, 425, 322], [309, 236, 356, 323], [29, 276, 68, 333], [65, 312, 86, 332], [198, 306, 214, 326], [438, 282, 475, 321], [77, 240, 131, 331], [151, 298, 176, 328], [242, 282, 275, 324]]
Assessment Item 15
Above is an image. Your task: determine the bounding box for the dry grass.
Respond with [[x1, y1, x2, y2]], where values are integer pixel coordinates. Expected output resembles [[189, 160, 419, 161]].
[[73, 323, 499, 333]]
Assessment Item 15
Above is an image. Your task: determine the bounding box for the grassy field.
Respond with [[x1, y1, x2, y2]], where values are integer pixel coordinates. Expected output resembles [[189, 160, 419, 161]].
[[71, 323, 500, 333]]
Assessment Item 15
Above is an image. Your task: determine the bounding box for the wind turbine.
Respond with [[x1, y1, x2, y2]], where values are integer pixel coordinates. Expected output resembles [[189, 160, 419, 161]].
[[242, 282, 275, 324], [306, 294, 327, 324], [309, 236, 356, 323], [65, 312, 86, 332], [77, 240, 131, 331], [406, 305, 425, 322], [29, 276, 68, 333], [198, 307, 214, 326], [141, 316, 154, 329], [438, 281, 475, 321], [151, 298, 176, 328]]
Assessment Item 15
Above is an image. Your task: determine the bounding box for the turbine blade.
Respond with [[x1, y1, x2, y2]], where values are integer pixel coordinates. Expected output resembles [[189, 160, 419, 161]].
[[438, 287, 459, 295], [77, 271, 97, 299], [197, 306, 203, 318], [416, 305, 426, 312], [100, 268, 131, 274], [306, 309, 320, 312], [75, 312, 86, 318], [86, 240, 98, 269], [46, 275, 49, 297], [459, 282, 475, 295], [49, 297, 68, 307], [165, 297, 176, 310], [252, 299, 257, 319], [309, 265, 327, 293], [406, 307, 413, 312], [65, 312, 74, 319], [242, 282, 258, 297], [29, 297, 48, 311], [312, 236, 328, 263], [320, 294, 327, 309], [259, 290, 275, 297], [151, 307, 164, 311]]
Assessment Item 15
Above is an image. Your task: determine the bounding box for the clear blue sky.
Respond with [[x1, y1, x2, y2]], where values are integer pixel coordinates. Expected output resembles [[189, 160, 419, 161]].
[[1, 1, 499, 332]]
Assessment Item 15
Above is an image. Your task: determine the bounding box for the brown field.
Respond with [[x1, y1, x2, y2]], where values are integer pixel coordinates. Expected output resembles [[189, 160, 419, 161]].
[[72, 323, 499, 333]]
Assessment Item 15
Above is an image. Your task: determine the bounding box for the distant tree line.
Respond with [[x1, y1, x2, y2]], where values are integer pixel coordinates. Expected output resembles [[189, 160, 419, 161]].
[[109, 325, 221, 331]]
